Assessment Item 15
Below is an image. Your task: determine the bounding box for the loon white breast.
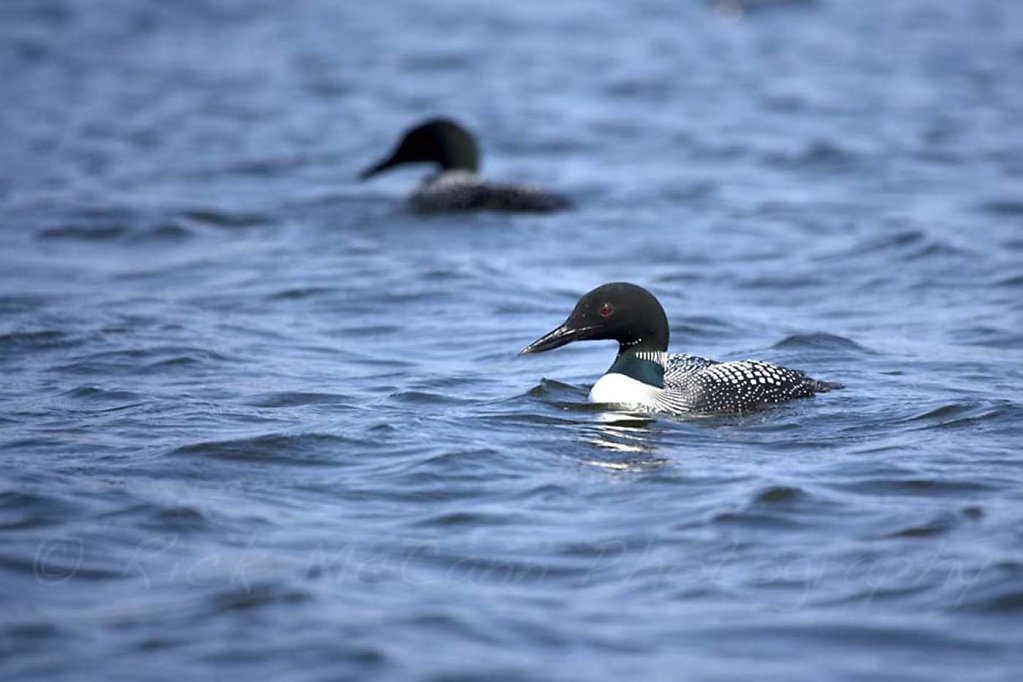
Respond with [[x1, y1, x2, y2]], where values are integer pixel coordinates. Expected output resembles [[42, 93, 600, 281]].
[[521, 282, 842, 415], [588, 372, 660, 407], [359, 118, 570, 214]]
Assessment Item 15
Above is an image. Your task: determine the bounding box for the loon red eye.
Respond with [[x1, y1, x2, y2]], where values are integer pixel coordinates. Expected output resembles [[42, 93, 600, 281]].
[[598, 303, 614, 318]]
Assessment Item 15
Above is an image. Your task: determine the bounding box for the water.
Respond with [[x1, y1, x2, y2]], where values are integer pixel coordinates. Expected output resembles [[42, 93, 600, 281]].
[[2, 0, 1022, 679]]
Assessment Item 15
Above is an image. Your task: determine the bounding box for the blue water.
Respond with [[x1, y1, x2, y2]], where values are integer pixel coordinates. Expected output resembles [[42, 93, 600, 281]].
[[2, 0, 1023, 679]]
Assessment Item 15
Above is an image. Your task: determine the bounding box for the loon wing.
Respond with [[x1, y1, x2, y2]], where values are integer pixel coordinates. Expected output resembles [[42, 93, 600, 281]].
[[658, 358, 837, 414], [413, 175, 488, 212], [480, 183, 571, 213], [413, 176, 569, 213]]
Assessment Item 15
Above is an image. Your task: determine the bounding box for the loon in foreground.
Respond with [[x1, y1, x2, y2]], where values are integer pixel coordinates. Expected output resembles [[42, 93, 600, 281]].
[[520, 283, 842, 415], [359, 118, 570, 213]]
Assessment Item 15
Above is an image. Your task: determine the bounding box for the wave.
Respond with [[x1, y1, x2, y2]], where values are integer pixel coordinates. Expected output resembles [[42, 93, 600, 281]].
[[171, 433, 363, 466], [771, 332, 868, 353]]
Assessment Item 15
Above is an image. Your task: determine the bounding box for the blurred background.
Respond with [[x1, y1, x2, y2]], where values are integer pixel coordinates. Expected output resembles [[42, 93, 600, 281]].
[[1, 0, 1022, 680]]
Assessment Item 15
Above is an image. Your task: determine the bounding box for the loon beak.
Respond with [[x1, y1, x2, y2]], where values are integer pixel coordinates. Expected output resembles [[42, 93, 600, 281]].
[[358, 153, 399, 181], [520, 323, 598, 355]]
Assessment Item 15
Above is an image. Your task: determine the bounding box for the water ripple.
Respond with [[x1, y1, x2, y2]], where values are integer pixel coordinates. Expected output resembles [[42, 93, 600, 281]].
[[171, 433, 363, 466], [2, 0, 1022, 679]]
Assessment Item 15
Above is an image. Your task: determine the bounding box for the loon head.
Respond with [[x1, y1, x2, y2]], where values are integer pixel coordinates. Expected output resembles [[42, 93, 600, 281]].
[[359, 118, 480, 180], [521, 283, 670, 356]]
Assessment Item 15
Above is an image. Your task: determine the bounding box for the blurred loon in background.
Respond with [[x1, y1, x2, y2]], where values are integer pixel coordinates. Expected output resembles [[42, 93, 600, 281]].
[[359, 118, 571, 213], [521, 282, 842, 415]]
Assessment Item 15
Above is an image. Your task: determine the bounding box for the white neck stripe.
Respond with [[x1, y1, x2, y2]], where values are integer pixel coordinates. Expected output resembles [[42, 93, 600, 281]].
[[634, 351, 667, 367]]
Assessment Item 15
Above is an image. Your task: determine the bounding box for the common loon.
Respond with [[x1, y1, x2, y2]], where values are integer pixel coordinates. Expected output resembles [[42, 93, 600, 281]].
[[359, 118, 570, 213], [520, 282, 842, 414]]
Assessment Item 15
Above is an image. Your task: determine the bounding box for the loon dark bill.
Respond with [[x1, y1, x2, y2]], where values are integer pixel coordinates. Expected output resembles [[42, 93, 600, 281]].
[[358, 153, 399, 180], [520, 323, 601, 355]]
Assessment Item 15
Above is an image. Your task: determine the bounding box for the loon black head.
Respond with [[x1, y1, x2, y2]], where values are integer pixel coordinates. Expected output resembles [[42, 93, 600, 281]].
[[359, 118, 480, 180], [521, 283, 670, 356]]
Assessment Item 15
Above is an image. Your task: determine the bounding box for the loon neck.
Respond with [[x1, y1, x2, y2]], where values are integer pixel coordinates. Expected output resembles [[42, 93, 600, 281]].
[[440, 158, 478, 173], [425, 169, 479, 186], [607, 344, 666, 389]]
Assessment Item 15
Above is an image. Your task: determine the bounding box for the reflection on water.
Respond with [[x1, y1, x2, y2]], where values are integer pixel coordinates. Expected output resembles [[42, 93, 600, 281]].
[[581, 413, 669, 469]]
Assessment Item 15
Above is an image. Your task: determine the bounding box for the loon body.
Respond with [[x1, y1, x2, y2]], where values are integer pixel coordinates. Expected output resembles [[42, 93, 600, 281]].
[[521, 283, 841, 415], [359, 118, 570, 214]]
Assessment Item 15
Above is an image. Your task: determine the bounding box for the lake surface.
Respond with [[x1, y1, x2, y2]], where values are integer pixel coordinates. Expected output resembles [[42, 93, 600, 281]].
[[2, 0, 1022, 680]]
